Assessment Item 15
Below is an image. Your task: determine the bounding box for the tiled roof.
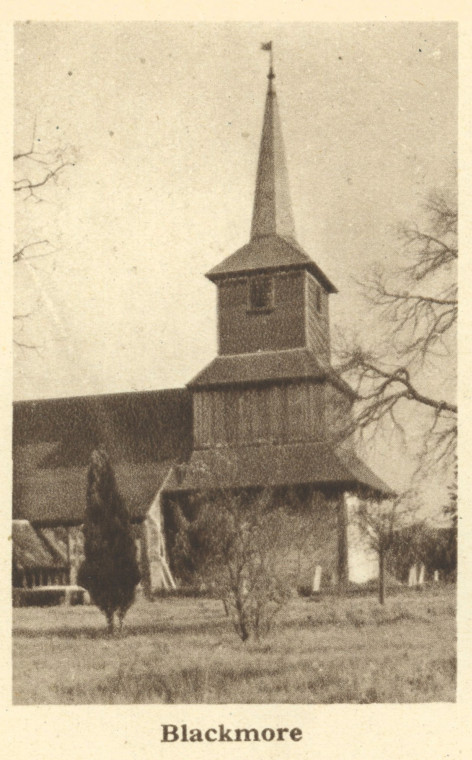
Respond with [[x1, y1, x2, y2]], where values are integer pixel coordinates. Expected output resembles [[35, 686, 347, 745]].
[[206, 235, 337, 293], [14, 459, 175, 526], [188, 348, 356, 398], [188, 348, 324, 388], [13, 388, 192, 464], [12, 520, 67, 569], [13, 389, 193, 526], [162, 442, 394, 497]]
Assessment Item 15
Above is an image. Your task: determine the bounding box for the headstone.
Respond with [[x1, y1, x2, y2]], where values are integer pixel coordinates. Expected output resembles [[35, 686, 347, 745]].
[[312, 565, 322, 593], [434, 570, 439, 583], [408, 565, 417, 586], [418, 564, 425, 585]]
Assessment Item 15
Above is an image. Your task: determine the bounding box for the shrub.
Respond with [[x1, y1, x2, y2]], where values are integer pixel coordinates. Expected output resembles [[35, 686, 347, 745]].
[[78, 448, 140, 633], [172, 489, 312, 641]]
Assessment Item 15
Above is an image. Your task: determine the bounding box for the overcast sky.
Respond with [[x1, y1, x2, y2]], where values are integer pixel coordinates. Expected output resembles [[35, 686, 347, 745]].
[[14, 21, 457, 504]]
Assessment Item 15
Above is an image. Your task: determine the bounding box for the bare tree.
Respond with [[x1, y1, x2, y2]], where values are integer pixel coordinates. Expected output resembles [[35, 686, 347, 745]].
[[354, 494, 418, 604], [14, 119, 75, 205], [172, 487, 333, 641], [335, 191, 457, 474], [14, 121, 76, 351], [173, 490, 292, 641]]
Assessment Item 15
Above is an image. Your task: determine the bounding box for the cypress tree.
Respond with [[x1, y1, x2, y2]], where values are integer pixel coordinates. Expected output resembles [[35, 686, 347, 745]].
[[78, 448, 140, 633]]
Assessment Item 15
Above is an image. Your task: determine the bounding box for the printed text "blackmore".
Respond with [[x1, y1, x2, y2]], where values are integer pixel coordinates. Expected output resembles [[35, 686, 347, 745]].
[[161, 724, 303, 742]]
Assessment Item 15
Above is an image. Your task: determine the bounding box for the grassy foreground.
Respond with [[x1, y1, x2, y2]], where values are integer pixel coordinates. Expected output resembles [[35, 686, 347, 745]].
[[12, 586, 456, 704]]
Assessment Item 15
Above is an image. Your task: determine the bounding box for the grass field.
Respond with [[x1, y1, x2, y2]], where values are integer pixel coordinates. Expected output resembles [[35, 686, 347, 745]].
[[12, 586, 456, 704]]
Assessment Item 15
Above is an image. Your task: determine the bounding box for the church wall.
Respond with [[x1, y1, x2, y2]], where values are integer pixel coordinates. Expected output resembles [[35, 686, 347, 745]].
[[345, 493, 378, 583], [217, 270, 306, 355], [280, 491, 340, 590], [163, 488, 350, 592], [142, 492, 176, 594], [192, 381, 325, 449]]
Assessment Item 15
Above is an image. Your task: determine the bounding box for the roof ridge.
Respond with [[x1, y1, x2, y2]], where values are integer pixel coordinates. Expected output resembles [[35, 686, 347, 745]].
[[200, 346, 315, 361], [14, 386, 189, 406]]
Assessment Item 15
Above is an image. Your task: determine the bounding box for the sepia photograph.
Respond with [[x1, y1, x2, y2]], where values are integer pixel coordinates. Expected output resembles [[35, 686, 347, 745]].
[[12, 21, 457, 707]]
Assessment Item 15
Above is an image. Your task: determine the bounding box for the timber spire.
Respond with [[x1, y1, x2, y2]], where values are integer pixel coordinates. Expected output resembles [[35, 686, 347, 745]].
[[206, 45, 337, 295], [251, 45, 296, 241]]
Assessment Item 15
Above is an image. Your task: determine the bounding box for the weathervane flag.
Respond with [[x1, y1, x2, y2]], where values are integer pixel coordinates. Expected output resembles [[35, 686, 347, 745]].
[[261, 41, 274, 73]]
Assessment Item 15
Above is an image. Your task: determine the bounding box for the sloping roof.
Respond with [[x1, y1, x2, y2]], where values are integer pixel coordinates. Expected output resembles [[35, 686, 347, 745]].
[[162, 442, 394, 497], [12, 520, 67, 570], [335, 449, 396, 497], [14, 459, 175, 527], [206, 234, 337, 293], [188, 348, 325, 388], [13, 388, 193, 526], [13, 388, 192, 464], [188, 348, 356, 398]]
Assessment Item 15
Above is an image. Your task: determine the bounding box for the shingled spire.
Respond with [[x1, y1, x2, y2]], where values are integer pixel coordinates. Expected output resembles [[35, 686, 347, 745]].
[[206, 50, 336, 294], [250, 61, 296, 240]]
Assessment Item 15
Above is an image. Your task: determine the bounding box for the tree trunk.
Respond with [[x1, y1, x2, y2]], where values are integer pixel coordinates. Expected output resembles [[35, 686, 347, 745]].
[[106, 610, 114, 634], [337, 494, 349, 595], [379, 551, 386, 605]]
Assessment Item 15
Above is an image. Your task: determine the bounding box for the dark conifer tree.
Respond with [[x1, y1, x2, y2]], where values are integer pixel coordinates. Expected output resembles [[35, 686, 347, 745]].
[[78, 448, 140, 633]]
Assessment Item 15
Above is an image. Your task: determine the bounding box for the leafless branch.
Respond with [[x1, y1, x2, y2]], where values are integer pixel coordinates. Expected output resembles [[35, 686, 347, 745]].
[[14, 161, 74, 200], [342, 356, 457, 415], [13, 339, 42, 353], [13, 240, 50, 263], [357, 265, 457, 366], [14, 120, 75, 201], [333, 191, 457, 474], [13, 312, 33, 321], [14, 123, 76, 353]]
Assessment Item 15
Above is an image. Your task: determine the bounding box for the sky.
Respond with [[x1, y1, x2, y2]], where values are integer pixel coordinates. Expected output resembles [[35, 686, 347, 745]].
[[13, 21, 457, 505]]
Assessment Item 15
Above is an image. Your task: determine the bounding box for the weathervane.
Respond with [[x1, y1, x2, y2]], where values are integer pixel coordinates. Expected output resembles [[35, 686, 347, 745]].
[[261, 41, 275, 84]]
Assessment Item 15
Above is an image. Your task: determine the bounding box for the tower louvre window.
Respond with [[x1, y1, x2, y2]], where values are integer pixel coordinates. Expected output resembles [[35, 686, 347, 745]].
[[248, 276, 274, 311], [316, 286, 322, 313]]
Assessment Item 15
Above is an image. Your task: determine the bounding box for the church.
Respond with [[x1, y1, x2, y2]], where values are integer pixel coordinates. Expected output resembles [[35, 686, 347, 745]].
[[12, 57, 393, 597]]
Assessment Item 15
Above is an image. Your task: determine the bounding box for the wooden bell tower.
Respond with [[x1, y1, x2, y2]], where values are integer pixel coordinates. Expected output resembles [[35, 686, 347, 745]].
[[162, 52, 394, 591], [189, 60, 351, 451]]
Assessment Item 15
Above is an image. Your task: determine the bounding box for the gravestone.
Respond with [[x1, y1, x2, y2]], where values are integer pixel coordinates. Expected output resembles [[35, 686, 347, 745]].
[[408, 565, 418, 586], [312, 565, 322, 593], [418, 564, 425, 585]]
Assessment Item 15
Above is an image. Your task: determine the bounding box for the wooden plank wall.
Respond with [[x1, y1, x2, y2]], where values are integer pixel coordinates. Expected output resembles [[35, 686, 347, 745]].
[[324, 383, 354, 446], [218, 271, 306, 355], [305, 273, 330, 363], [193, 382, 325, 448]]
